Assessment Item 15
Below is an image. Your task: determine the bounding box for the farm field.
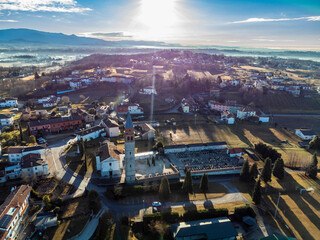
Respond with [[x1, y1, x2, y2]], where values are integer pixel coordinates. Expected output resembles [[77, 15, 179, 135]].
[[221, 91, 320, 114], [63, 82, 129, 103], [262, 92, 320, 114]]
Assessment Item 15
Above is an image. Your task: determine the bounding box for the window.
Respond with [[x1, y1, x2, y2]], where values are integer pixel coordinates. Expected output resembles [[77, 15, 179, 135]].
[[109, 163, 112, 166]]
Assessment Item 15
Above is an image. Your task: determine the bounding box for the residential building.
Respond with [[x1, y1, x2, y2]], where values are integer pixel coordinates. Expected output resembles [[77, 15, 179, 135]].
[[20, 153, 49, 178], [140, 86, 157, 95], [21, 108, 31, 121], [29, 115, 82, 135], [0, 185, 32, 240], [286, 86, 300, 97], [8, 145, 45, 163], [69, 80, 82, 89], [220, 111, 235, 124], [171, 217, 238, 240], [237, 107, 256, 120], [295, 129, 317, 140], [181, 98, 199, 113], [0, 114, 13, 127], [96, 141, 123, 178], [141, 123, 156, 140], [36, 95, 60, 108], [76, 125, 105, 141], [73, 108, 95, 123], [96, 105, 109, 118], [208, 100, 229, 112], [117, 103, 144, 115], [4, 165, 21, 180], [0, 98, 18, 108], [101, 118, 120, 138]]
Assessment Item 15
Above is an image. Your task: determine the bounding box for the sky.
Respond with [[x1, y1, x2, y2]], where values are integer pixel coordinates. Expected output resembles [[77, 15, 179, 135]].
[[0, 0, 320, 49]]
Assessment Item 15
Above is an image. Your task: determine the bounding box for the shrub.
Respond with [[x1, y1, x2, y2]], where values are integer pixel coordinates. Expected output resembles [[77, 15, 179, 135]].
[[183, 208, 228, 222], [162, 212, 179, 224], [254, 143, 281, 163], [234, 205, 256, 221], [54, 206, 60, 215]]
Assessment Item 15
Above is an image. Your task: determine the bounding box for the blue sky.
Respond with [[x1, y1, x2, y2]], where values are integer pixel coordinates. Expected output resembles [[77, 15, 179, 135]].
[[0, 0, 319, 49]]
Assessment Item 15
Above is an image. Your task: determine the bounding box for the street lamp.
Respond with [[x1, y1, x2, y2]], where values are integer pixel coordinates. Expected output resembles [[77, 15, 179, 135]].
[[274, 191, 281, 218]]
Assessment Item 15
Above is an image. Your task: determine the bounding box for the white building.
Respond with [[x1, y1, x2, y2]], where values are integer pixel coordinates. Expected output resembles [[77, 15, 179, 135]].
[[295, 129, 317, 140], [20, 154, 49, 178], [141, 123, 156, 140], [4, 165, 21, 180], [163, 142, 227, 154], [181, 101, 189, 113], [101, 119, 120, 138], [140, 86, 157, 95], [258, 116, 270, 123], [0, 98, 18, 108], [0, 114, 14, 127], [7, 146, 46, 163], [236, 107, 256, 120], [96, 141, 123, 178], [76, 125, 105, 142], [0, 185, 32, 240], [220, 111, 235, 124], [69, 80, 82, 89]]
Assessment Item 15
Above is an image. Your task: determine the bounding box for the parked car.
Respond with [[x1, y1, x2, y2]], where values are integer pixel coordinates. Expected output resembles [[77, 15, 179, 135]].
[[152, 202, 162, 207]]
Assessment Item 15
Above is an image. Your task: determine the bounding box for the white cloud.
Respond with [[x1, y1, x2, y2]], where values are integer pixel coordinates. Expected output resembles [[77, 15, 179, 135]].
[[231, 16, 320, 24], [0, 0, 91, 13], [0, 19, 17, 22], [252, 38, 275, 42]]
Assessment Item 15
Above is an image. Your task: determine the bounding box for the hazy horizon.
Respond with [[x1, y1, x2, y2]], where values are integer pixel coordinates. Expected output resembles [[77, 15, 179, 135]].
[[0, 0, 320, 50]]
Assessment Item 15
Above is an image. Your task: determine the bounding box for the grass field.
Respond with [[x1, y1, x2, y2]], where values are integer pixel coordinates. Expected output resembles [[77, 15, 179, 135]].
[[43, 215, 89, 240], [232, 172, 320, 240], [265, 173, 320, 240], [262, 93, 320, 114], [64, 82, 128, 103]]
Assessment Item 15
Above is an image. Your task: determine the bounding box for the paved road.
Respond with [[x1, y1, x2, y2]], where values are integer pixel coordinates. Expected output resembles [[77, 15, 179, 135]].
[[47, 139, 270, 239]]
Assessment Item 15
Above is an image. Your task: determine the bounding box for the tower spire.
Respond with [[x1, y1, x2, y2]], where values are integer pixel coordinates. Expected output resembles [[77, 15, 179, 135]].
[[124, 112, 135, 183]]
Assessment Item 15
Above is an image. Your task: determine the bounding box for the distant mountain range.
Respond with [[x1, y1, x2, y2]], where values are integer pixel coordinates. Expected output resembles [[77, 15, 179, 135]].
[[0, 28, 181, 47]]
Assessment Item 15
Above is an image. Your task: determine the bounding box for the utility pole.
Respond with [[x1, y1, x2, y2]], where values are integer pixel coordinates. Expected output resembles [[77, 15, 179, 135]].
[[274, 191, 281, 218]]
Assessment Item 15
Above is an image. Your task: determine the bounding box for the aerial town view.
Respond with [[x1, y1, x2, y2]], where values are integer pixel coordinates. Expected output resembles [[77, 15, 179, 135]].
[[0, 1, 320, 240]]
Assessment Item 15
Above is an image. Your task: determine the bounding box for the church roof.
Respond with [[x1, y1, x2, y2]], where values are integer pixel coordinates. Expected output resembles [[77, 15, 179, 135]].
[[125, 113, 133, 129]]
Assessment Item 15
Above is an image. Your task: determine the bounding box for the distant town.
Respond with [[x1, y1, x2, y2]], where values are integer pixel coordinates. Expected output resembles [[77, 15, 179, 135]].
[[0, 50, 319, 240]]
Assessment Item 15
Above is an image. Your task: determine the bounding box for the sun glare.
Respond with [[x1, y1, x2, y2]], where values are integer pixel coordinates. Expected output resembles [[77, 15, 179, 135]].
[[135, 0, 181, 40]]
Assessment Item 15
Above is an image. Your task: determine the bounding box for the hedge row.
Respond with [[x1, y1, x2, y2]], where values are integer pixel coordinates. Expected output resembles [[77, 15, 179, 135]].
[[234, 205, 256, 221], [143, 208, 229, 225]]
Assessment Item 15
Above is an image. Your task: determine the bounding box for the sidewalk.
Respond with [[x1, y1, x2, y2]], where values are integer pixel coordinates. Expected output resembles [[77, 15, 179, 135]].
[[74, 210, 104, 240]]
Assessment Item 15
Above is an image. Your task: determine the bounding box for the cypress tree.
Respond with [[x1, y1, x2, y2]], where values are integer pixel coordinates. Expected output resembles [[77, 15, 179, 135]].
[[182, 170, 193, 194], [159, 176, 171, 200], [261, 158, 272, 182], [79, 141, 84, 156], [19, 122, 23, 142], [307, 154, 318, 178], [199, 173, 209, 193], [240, 160, 250, 182], [249, 163, 258, 181], [273, 158, 285, 179], [252, 178, 261, 204]]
